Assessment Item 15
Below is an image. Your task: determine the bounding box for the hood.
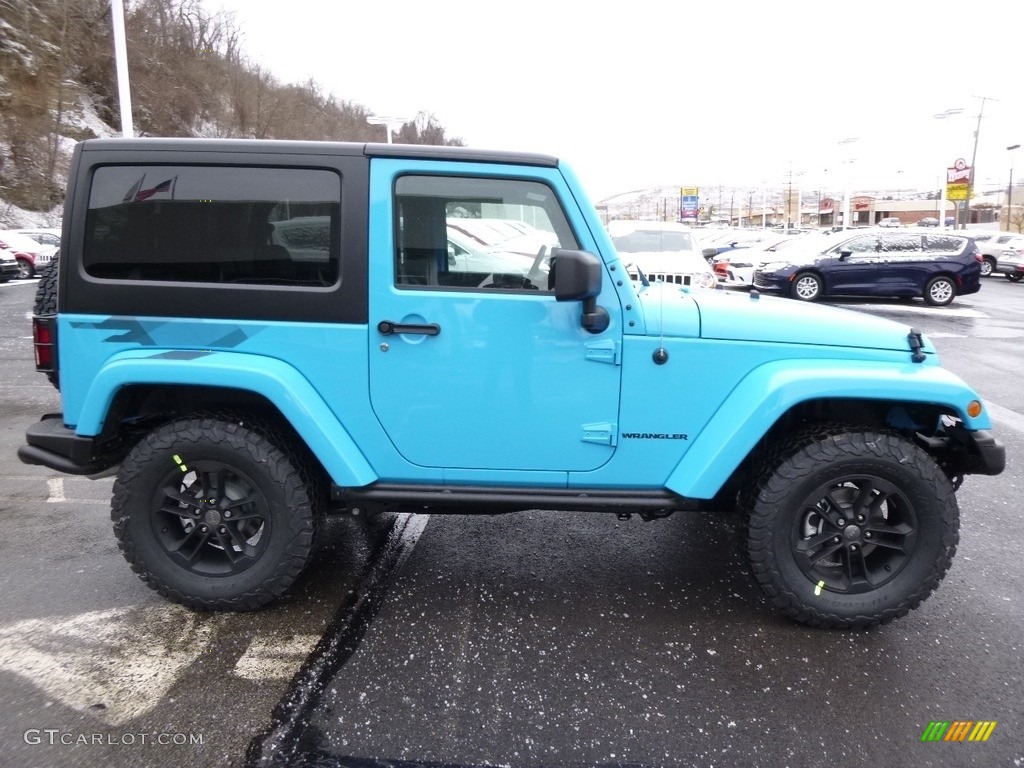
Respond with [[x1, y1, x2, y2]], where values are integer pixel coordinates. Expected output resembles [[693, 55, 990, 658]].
[[635, 285, 936, 355]]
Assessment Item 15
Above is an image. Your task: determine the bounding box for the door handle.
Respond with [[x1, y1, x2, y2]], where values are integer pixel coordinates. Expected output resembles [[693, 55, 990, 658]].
[[377, 320, 441, 336]]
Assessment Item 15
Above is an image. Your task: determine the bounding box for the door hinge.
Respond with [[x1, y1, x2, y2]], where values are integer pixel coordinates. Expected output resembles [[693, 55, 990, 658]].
[[581, 422, 618, 446], [585, 339, 621, 365]]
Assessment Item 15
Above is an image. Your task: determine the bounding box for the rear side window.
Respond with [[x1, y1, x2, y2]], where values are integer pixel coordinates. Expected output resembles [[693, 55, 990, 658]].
[[922, 235, 966, 253], [84, 165, 340, 286], [879, 234, 923, 253]]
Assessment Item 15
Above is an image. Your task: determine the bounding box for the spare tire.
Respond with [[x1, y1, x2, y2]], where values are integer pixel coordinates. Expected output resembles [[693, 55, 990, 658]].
[[32, 257, 59, 390]]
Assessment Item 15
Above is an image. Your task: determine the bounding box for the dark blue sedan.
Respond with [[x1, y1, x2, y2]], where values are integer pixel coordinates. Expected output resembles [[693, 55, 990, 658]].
[[751, 230, 983, 306]]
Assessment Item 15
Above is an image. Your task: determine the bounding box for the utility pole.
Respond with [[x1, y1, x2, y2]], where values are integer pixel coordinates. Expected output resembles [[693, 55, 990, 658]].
[[1009, 144, 1021, 232], [787, 163, 793, 228], [963, 95, 997, 228], [111, 0, 133, 137]]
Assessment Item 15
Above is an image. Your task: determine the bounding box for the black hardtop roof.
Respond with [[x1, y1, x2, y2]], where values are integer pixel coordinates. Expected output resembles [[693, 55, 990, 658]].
[[78, 138, 559, 168]]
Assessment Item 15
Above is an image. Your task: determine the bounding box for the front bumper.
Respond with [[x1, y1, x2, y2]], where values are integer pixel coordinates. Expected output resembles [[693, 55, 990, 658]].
[[919, 428, 1006, 478], [751, 271, 788, 292], [963, 430, 1007, 475]]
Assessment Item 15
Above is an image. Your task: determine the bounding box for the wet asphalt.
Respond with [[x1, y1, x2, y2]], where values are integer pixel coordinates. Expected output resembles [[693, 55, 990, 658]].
[[1, 278, 1022, 768]]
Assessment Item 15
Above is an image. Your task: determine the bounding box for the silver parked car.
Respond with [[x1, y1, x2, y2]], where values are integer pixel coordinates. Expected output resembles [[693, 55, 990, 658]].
[[992, 236, 1024, 282]]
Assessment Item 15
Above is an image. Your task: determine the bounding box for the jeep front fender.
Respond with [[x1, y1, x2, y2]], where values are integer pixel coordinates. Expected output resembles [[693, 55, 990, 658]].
[[664, 359, 992, 499], [74, 349, 377, 487]]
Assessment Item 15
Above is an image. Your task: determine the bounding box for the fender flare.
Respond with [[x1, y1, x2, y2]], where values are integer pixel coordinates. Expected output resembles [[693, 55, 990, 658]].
[[75, 350, 377, 487], [665, 359, 991, 499]]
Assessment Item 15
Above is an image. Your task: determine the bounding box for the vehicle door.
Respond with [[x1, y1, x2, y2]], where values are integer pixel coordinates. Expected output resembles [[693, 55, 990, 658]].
[[824, 234, 887, 294], [869, 232, 927, 294], [367, 160, 622, 473]]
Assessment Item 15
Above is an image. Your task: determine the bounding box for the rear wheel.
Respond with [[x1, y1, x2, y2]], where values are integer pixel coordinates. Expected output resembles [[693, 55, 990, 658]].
[[111, 418, 316, 610], [923, 275, 956, 306], [16, 258, 33, 279], [747, 429, 958, 629], [1007, 274, 1023, 283], [790, 272, 822, 301]]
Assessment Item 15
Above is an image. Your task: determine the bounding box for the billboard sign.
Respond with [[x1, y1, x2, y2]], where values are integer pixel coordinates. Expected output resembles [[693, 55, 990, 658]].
[[680, 187, 699, 221]]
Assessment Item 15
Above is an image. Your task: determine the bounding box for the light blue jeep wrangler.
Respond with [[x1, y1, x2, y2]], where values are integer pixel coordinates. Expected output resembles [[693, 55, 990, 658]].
[[20, 139, 1005, 628]]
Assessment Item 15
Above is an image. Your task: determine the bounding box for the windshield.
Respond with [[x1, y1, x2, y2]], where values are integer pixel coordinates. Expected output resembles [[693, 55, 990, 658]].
[[612, 230, 695, 253]]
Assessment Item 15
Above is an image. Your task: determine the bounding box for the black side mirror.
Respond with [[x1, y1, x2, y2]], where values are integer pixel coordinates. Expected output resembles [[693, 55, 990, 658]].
[[839, 249, 852, 260], [701, 247, 719, 262], [552, 248, 609, 334]]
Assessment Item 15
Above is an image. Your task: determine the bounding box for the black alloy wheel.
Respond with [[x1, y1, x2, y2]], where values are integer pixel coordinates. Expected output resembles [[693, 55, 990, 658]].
[[152, 459, 271, 577], [747, 429, 959, 629], [112, 418, 316, 610]]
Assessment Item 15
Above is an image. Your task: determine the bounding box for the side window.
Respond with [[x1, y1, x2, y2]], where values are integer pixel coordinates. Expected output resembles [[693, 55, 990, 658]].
[[835, 235, 879, 255], [393, 175, 578, 292], [84, 165, 341, 286], [922, 235, 966, 253], [879, 234, 924, 255]]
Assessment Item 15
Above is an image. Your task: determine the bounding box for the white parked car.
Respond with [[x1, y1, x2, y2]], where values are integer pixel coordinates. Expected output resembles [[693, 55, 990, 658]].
[[446, 226, 552, 287], [444, 218, 559, 289], [608, 220, 717, 289], [0, 247, 21, 282], [992, 236, 1024, 282], [712, 232, 831, 287], [12, 227, 61, 249], [970, 230, 1020, 277]]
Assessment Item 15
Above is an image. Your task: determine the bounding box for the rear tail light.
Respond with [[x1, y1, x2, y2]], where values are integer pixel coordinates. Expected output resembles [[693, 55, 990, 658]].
[[32, 316, 56, 372], [714, 260, 729, 277]]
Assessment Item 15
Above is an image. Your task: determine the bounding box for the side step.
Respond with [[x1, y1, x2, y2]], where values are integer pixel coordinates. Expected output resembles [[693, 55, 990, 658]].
[[331, 482, 698, 515]]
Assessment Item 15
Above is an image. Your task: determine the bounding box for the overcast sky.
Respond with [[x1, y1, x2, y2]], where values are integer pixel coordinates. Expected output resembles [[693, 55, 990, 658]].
[[200, 0, 1024, 202]]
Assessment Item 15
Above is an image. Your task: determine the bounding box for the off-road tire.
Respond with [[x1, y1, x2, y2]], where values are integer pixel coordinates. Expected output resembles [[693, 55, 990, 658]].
[[32, 257, 59, 390], [747, 430, 958, 629], [111, 417, 316, 610], [32, 258, 58, 313]]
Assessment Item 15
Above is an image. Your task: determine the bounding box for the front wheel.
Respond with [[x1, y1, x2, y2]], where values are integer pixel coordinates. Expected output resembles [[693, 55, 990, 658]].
[[979, 257, 995, 277], [790, 272, 823, 301], [747, 430, 959, 629], [923, 275, 956, 306], [111, 418, 316, 610]]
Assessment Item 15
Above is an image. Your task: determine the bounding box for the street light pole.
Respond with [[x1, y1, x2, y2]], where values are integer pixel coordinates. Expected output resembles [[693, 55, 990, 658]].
[[110, 0, 133, 137], [838, 137, 859, 230], [963, 95, 997, 228], [761, 181, 767, 230], [933, 108, 964, 230], [367, 115, 412, 144], [1008, 144, 1021, 233]]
